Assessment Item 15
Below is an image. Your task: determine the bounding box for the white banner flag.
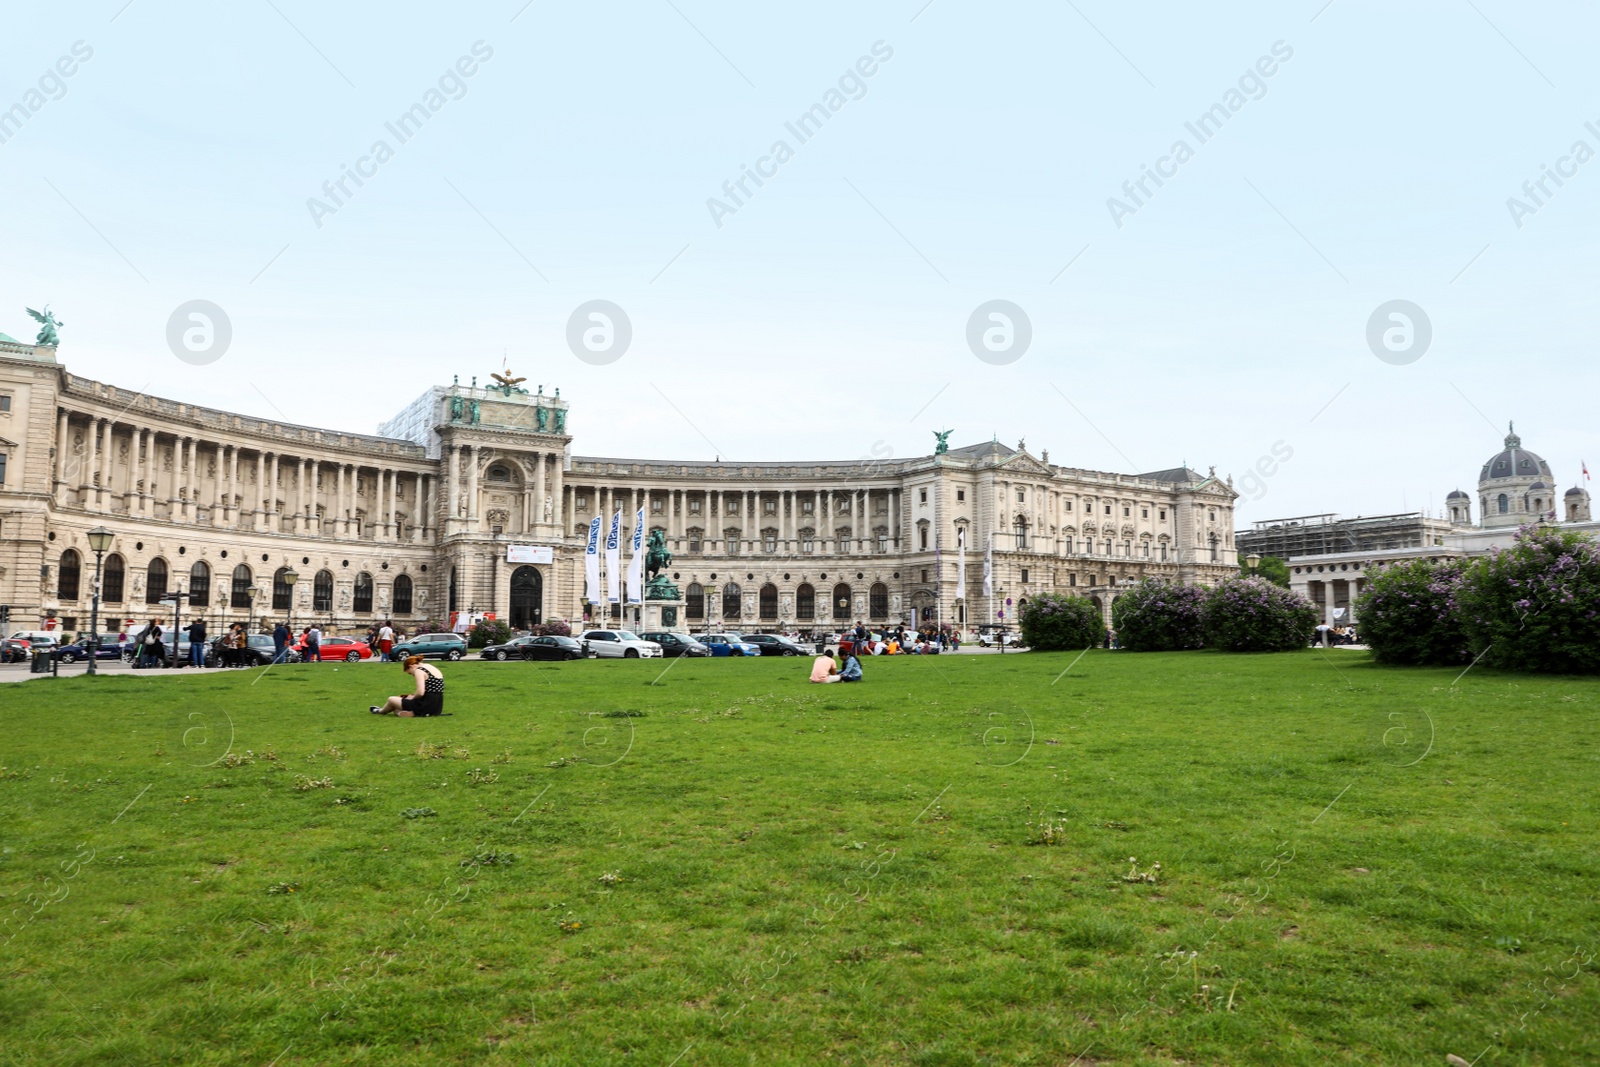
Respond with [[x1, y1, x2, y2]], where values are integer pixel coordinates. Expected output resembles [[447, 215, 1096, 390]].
[[605, 510, 622, 604], [626, 507, 645, 604], [956, 524, 966, 601], [982, 530, 993, 598], [584, 517, 602, 603]]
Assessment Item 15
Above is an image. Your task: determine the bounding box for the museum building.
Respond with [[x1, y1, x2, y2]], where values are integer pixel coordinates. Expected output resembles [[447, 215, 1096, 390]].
[[0, 339, 1240, 637]]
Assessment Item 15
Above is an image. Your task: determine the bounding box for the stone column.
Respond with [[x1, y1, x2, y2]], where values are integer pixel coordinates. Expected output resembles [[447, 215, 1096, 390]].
[[143, 429, 157, 516], [551, 456, 564, 532], [333, 463, 345, 536], [465, 446, 479, 523], [418, 474, 431, 541], [265, 453, 279, 529], [227, 446, 239, 525], [534, 452, 546, 529], [387, 468, 397, 538], [254, 452, 267, 530], [54, 410, 70, 501], [84, 417, 100, 506]]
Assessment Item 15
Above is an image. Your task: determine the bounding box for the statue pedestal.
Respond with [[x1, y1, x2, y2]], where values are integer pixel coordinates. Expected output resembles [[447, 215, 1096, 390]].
[[640, 598, 686, 632]]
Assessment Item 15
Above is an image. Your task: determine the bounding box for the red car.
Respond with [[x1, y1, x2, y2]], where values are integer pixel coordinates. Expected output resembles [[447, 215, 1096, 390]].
[[293, 635, 373, 662]]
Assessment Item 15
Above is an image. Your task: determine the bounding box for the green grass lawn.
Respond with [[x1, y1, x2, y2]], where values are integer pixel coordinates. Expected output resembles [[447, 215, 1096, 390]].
[[2, 650, 1597, 1066]]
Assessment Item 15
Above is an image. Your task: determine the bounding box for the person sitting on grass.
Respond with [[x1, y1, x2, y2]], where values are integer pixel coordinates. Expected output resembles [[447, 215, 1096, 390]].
[[810, 652, 840, 683], [839, 653, 863, 683], [371, 655, 445, 717]]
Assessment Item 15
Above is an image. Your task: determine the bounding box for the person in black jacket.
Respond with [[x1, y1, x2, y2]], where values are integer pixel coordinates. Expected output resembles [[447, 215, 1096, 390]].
[[187, 619, 206, 668]]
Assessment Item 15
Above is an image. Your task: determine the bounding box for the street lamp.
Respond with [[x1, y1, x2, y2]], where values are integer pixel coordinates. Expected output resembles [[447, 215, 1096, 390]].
[[1245, 552, 1262, 576], [282, 568, 298, 635], [246, 585, 260, 633], [84, 526, 114, 677]]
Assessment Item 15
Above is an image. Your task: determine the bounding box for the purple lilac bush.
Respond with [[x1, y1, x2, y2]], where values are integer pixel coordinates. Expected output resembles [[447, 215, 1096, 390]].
[[1352, 559, 1468, 666], [1202, 576, 1318, 652], [1454, 526, 1600, 674], [1111, 579, 1207, 651], [1018, 592, 1103, 651]]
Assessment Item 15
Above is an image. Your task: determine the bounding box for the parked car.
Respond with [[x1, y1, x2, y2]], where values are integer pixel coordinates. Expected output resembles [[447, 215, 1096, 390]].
[[699, 632, 761, 657], [52, 639, 124, 664], [638, 632, 710, 658], [293, 635, 373, 662], [3, 635, 61, 663], [736, 633, 807, 657], [207, 633, 300, 667], [577, 630, 662, 658], [391, 631, 469, 661], [480, 635, 586, 661], [837, 632, 884, 657], [976, 629, 1020, 648]]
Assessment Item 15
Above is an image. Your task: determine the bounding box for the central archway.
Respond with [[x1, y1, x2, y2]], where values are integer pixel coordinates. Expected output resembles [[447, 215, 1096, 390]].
[[510, 565, 543, 630]]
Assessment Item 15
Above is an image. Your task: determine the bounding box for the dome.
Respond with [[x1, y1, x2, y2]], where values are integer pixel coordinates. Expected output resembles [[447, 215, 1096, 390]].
[[1479, 423, 1553, 483], [1446, 488, 1469, 500], [1529, 481, 1549, 490], [1567, 486, 1589, 497]]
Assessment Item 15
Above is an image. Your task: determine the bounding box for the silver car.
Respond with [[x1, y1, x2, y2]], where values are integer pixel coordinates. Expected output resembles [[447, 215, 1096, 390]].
[[577, 629, 662, 659]]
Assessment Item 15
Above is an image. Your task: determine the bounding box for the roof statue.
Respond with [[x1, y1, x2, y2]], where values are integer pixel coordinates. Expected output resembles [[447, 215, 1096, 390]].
[[1017, 437, 1026, 452], [491, 369, 526, 389], [933, 429, 953, 455], [27, 306, 63, 346]]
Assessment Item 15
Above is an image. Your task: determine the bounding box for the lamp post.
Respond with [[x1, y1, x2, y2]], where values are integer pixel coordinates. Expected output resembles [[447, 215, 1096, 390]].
[[1245, 552, 1262, 576], [85, 526, 114, 676], [282, 567, 298, 636], [246, 585, 260, 634]]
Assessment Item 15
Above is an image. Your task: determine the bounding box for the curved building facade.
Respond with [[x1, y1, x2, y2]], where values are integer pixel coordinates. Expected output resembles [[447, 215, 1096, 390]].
[[0, 341, 1239, 636]]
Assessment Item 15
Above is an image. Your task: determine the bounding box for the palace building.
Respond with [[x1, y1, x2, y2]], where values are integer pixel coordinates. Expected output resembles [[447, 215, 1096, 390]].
[[0, 339, 1240, 636]]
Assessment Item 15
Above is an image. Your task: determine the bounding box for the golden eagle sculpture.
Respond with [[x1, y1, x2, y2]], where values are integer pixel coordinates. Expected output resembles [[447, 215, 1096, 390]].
[[490, 369, 526, 389]]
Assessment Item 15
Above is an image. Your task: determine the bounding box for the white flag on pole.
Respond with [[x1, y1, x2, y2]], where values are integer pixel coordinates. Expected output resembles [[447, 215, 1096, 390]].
[[982, 530, 993, 598], [626, 507, 645, 604], [955, 524, 967, 601], [605, 511, 622, 604], [584, 517, 602, 604]]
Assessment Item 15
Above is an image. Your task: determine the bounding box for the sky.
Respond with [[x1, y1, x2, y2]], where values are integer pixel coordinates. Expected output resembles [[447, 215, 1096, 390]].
[[3, 0, 1597, 528]]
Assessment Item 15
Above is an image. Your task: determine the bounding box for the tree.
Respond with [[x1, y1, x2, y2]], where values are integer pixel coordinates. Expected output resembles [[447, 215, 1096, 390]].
[[1111, 579, 1207, 651], [1454, 526, 1600, 674], [468, 619, 512, 649], [1017, 592, 1103, 651], [1353, 559, 1468, 666], [1202, 576, 1318, 652], [1240, 555, 1290, 588]]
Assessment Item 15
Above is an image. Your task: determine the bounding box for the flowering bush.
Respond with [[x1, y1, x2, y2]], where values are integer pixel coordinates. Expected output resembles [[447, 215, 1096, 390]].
[[1017, 592, 1103, 651], [1454, 526, 1600, 674], [1111, 579, 1207, 651], [1202, 577, 1318, 652], [1353, 559, 1468, 666], [468, 620, 512, 648], [532, 619, 573, 637]]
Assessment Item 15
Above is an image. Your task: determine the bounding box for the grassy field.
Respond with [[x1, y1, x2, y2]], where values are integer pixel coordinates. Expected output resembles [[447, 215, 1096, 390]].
[[1, 649, 1597, 1066]]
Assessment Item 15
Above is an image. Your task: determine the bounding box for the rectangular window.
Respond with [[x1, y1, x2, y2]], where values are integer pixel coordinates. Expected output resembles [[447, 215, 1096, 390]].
[[1159, 509, 1167, 521], [0, 395, 10, 412], [1063, 537, 1072, 554], [876, 533, 888, 553], [919, 527, 928, 550], [801, 499, 813, 514], [1160, 544, 1168, 561], [921, 569, 928, 582], [1020, 568, 1029, 583], [764, 533, 777, 552], [764, 499, 777, 514], [1123, 507, 1130, 517], [576, 494, 588, 510], [956, 489, 965, 501], [1142, 508, 1149, 519], [1069, 573, 1077, 586], [689, 498, 702, 512], [919, 489, 927, 504], [651, 497, 663, 513], [1064, 501, 1072, 512], [0, 453, 6, 486], [1017, 490, 1025, 502]]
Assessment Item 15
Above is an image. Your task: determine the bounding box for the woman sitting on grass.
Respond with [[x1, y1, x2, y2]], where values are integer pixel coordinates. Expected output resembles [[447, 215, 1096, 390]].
[[371, 655, 445, 717]]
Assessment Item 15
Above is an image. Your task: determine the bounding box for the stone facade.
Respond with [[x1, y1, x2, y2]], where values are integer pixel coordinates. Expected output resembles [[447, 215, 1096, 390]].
[[0, 344, 1240, 636]]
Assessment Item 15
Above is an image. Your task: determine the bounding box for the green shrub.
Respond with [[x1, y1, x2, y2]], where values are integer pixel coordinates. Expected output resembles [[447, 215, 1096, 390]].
[[1454, 526, 1600, 674], [533, 619, 572, 637], [1017, 592, 1103, 651], [468, 620, 512, 649], [1111, 579, 1207, 651], [1202, 577, 1318, 652], [1353, 558, 1468, 666]]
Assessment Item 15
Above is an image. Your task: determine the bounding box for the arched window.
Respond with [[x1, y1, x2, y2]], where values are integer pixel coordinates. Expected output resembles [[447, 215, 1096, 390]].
[[832, 583, 852, 620], [486, 464, 511, 483], [103, 554, 125, 603], [449, 566, 458, 612], [57, 549, 81, 600], [313, 570, 334, 613], [146, 558, 168, 604], [759, 583, 778, 619], [722, 582, 742, 619], [353, 572, 374, 614], [231, 565, 253, 608], [272, 567, 294, 611], [189, 561, 211, 607], [393, 574, 413, 614], [686, 582, 704, 620], [1498, 493, 1509, 513], [869, 582, 888, 620], [796, 582, 815, 620]]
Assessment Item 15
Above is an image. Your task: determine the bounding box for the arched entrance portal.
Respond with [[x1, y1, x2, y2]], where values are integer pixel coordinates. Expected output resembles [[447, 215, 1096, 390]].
[[510, 566, 543, 630]]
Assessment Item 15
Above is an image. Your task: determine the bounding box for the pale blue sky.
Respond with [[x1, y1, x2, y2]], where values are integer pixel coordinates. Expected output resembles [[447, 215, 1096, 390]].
[[3, 0, 1596, 524]]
